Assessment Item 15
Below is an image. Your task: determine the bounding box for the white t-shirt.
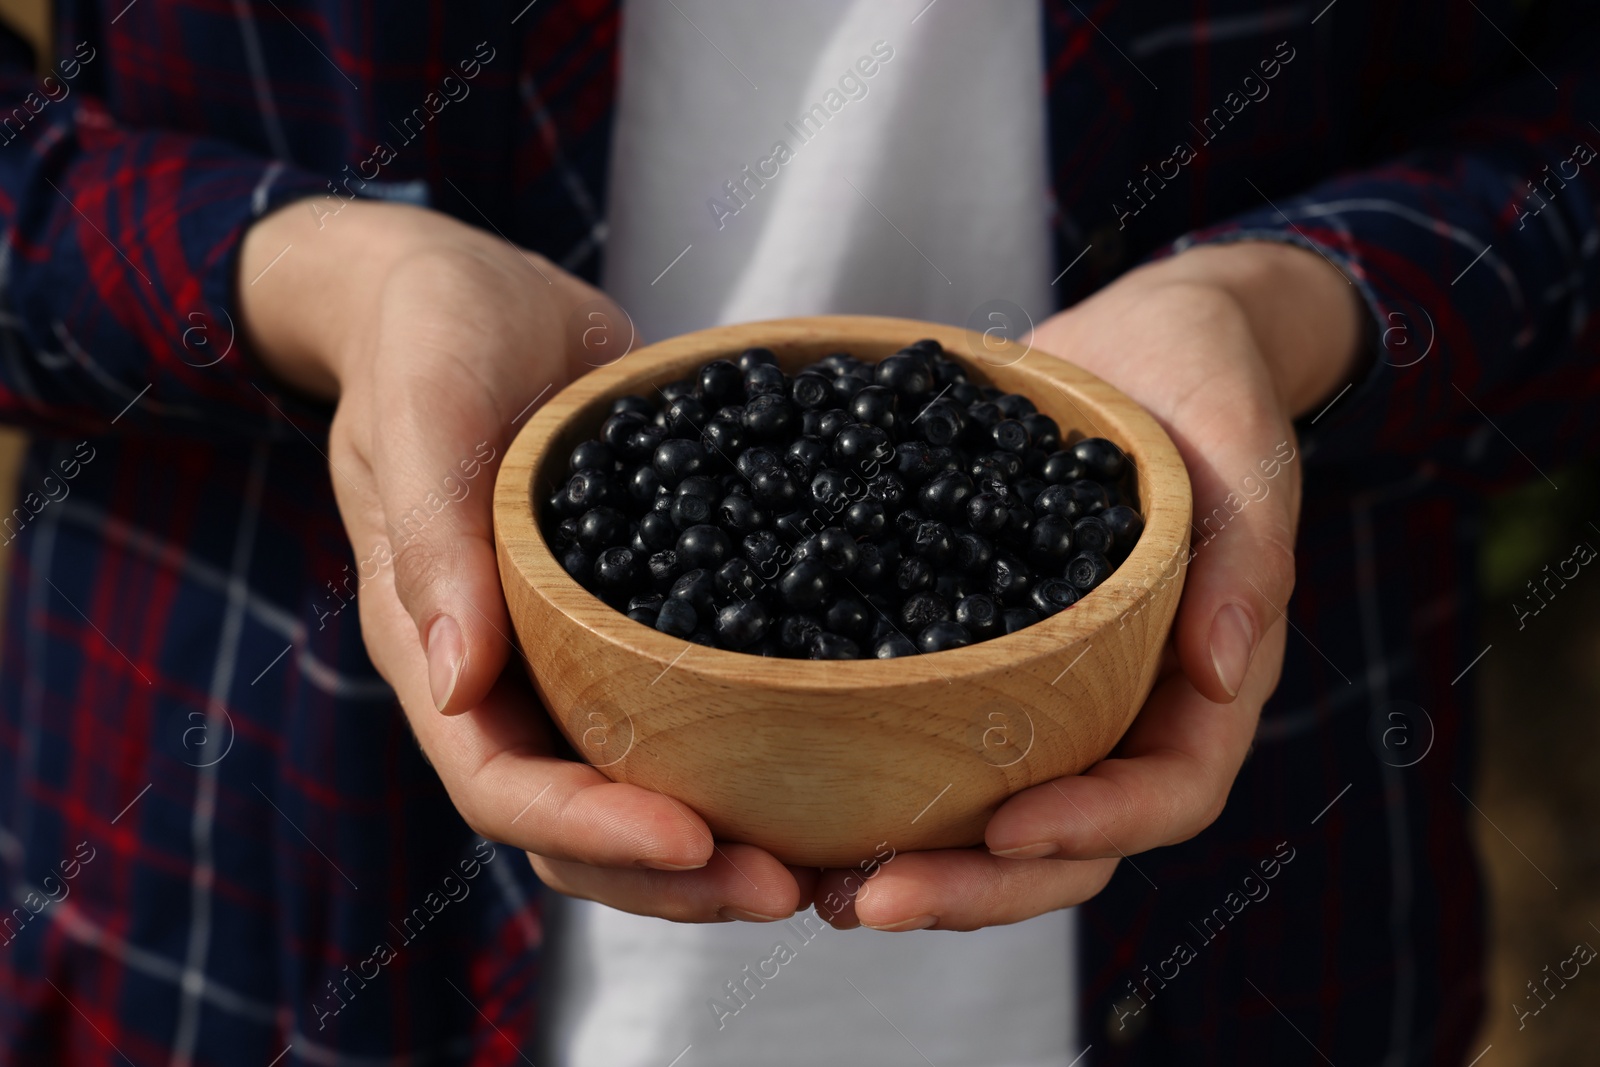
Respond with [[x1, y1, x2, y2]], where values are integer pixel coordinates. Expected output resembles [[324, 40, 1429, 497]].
[[541, 3, 1077, 1064]]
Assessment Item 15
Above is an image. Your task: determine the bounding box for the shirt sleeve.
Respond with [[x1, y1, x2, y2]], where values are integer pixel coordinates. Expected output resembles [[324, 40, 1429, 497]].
[[1168, 14, 1600, 489], [0, 30, 333, 439]]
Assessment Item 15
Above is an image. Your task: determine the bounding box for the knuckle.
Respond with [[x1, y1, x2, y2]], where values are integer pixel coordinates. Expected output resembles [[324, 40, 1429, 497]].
[[388, 535, 455, 605]]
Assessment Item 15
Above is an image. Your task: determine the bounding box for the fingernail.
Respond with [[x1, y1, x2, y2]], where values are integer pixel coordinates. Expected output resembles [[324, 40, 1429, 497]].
[[717, 906, 787, 923], [991, 842, 1059, 859], [864, 915, 936, 932], [638, 858, 707, 872], [1208, 603, 1256, 699], [426, 615, 464, 711]]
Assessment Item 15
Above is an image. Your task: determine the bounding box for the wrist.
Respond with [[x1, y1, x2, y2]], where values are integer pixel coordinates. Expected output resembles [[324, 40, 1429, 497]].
[[237, 199, 434, 399], [1133, 242, 1369, 419]]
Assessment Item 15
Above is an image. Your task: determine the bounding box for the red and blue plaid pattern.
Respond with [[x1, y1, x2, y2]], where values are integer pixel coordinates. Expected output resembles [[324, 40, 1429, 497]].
[[0, 1, 1597, 1064]]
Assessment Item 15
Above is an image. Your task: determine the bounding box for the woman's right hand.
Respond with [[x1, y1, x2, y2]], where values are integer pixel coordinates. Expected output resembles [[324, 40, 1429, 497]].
[[238, 199, 813, 924]]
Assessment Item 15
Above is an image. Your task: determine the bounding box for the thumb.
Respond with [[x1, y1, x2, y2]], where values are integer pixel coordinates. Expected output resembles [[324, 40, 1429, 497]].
[[376, 370, 516, 715], [1171, 431, 1301, 704], [371, 262, 630, 715]]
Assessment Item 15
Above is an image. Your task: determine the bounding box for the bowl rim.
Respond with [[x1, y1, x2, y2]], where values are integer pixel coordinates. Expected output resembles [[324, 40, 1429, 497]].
[[494, 315, 1192, 692]]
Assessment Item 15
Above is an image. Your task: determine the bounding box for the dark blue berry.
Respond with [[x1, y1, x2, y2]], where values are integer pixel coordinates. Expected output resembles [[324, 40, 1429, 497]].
[[817, 408, 854, 440], [669, 568, 718, 614], [550, 516, 581, 552], [647, 549, 680, 588], [845, 499, 887, 538], [866, 472, 908, 509], [652, 439, 708, 488], [916, 621, 971, 652], [954, 594, 1002, 638], [831, 374, 867, 404], [576, 507, 628, 551], [1066, 479, 1110, 515], [1022, 414, 1060, 453], [980, 450, 1024, 481], [697, 359, 743, 404], [610, 395, 656, 418], [1040, 450, 1087, 485], [1028, 516, 1077, 567], [1030, 578, 1080, 616], [744, 363, 788, 397], [625, 425, 669, 463], [776, 613, 823, 654], [718, 494, 768, 534], [715, 558, 762, 601], [849, 386, 899, 432], [1012, 476, 1046, 506], [1072, 515, 1114, 556], [966, 490, 1009, 534], [992, 419, 1030, 454], [1100, 505, 1144, 555], [894, 440, 939, 484], [825, 597, 873, 641], [751, 466, 801, 509], [994, 392, 1036, 420], [785, 436, 828, 479], [808, 632, 861, 659], [636, 510, 677, 551], [875, 353, 934, 398], [655, 597, 698, 638], [701, 418, 746, 460], [778, 558, 833, 610], [809, 469, 852, 510], [737, 346, 779, 371], [919, 470, 977, 521], [736, 446, 782, 478], [987, 554, 1033, 603], [715, 600, 771, 649], [560, 469, 612, 513], [670, 493, 714, 530], [601, 411, 648, 452], [1066, 551, 1112, 591], [593, 546, 639, 594], [1000, 607, 1042, 634], [801, 528, 860, 573], [911, 520, 955, 566], [874, 633, 918, 658], [854, 541, 897, 586], [676, 524, 732, 569], [742, 530, 784, 572], [626, 465, 661, 507], [915, 400, 967, 446], [659, 379, 696, 402], [1070, 437, 1126, 481], [743, 393, 797, 440], [832, 423, 891, 468], [896, 555, 935, 594], [570, 439, 613, 473], [662, 395, 708, 438], [792, 373, 834, 410], [900, 591, 952, 629], [953, 532, 995, 574], [560, 547, 592, 583]]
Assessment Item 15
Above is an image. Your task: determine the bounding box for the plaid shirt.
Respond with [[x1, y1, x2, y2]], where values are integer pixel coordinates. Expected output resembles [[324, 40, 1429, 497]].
[[1, 1, 1597, 1064]]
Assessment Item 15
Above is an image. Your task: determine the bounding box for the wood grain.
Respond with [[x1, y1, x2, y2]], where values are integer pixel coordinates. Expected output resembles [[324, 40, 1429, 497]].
[[494, 316, 1191, 866]]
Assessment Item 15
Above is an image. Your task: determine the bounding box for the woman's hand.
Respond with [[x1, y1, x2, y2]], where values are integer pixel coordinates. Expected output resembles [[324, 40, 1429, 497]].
[[239, 200, 813, 924], [818, 241, 1366, 931]]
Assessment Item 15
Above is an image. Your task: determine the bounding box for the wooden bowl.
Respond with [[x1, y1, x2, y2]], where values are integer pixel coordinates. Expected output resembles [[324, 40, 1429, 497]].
[[494, 316, 1191, 866]]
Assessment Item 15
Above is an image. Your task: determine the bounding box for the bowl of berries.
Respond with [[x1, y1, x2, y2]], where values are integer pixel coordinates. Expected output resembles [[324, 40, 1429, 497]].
[[493, 316, 1190, 866]]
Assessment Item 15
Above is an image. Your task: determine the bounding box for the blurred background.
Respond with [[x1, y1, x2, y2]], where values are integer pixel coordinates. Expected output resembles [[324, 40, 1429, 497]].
[[2, 429, 1596, 1062], [1473, 461, 1600, 1063]]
